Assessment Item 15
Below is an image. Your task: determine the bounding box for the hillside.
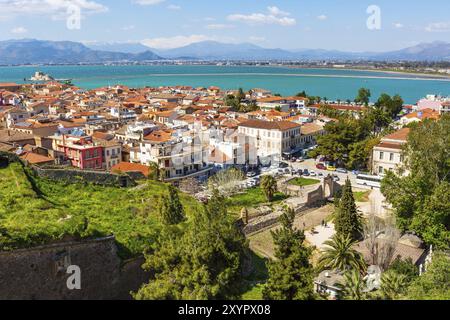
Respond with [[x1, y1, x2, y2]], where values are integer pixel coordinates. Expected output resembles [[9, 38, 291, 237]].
[[0, 39, 162, 65], [0, 161, 201, 258]]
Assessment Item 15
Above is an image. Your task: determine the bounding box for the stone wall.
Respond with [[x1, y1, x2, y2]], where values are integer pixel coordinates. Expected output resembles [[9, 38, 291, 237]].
[[31, 166, 137, 188], [0, 236, 149, 300]]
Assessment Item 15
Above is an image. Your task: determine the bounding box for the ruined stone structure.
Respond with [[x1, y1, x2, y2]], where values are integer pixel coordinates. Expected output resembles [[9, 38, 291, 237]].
[[0, 236, 149, 300]]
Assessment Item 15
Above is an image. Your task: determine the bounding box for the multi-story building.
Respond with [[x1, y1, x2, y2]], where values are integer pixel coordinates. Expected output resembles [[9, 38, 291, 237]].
[[51, 135, 104, 170], [137, 129, 211, 181], [238, 119, 302, 163], [372, 128, 410, 176]]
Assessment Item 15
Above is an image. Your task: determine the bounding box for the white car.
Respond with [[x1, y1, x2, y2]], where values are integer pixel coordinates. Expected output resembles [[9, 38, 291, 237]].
[[310, 171, 317, 177]]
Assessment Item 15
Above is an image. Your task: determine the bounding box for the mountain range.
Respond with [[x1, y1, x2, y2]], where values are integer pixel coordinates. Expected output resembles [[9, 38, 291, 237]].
[[0, 39, 449, 65], [0, 39, 162, 65]]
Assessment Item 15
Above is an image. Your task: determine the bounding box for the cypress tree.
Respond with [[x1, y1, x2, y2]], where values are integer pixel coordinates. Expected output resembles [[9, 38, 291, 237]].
[[157, 184, 185, 225], [263, 208, 316, 300], [334, 178, 362, 240]]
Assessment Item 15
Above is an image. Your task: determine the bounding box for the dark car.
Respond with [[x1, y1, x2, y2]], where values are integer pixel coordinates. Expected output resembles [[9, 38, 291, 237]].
[[316, 163, 327, 170], [303, 169, 310, 176], [279, 162, 289, 169]]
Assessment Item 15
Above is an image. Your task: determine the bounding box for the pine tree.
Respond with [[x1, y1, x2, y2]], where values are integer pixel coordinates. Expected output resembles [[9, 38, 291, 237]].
[[334, 178, 362, 240], [263, 208, 316, 300], [134, 190, 248, 300], [261, 175, 277, 202], [157, 184, 185, 225]]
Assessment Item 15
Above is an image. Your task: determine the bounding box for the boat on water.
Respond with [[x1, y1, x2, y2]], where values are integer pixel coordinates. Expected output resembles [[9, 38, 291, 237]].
[[25, 71, 72, 84]]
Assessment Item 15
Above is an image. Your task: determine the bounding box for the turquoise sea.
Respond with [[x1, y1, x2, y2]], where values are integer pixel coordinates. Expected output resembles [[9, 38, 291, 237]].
[[0, 65, 449, 103]]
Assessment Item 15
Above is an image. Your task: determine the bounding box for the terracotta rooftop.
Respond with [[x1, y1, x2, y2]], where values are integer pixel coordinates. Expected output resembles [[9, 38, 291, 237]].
[[239, 119, 301, 131], [382, 128, 410, 142], [111, 162, 151, 177]]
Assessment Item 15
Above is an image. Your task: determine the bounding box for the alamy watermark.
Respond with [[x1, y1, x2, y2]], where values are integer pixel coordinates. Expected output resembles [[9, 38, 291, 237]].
[[66, 265, 81, 290], [66, 4, 81, 30], [367, 5, 381, 30]]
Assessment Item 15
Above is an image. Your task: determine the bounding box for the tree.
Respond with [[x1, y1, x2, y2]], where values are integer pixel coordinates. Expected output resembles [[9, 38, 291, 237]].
[[388, 257, 419, 283], [363, 212, 400, 271], [380, 270, 408, 300], [296, 90, 307, 98], [208, 168, 245, 197], [381, 115, 450, 248], [355, 88, 371, 106], [318, 234, 366, 272], [261, 175, 278, 202], [263, 208, 316, 300], [157, 184, 185, 225], [405, 253, 450, 300], [334, 178, 363, 240], [134, 190, 248, 300], [336, 269, 366, 300]]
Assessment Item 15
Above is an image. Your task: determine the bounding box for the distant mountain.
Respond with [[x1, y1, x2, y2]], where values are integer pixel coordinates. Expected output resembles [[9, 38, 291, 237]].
[[86, 41, 151, 54], [373, 41, 450, 61], [151, 41, 300, 60], [0, 39, 162, 65], [152, 40, 450, 61], [1, 39, 449, 64]]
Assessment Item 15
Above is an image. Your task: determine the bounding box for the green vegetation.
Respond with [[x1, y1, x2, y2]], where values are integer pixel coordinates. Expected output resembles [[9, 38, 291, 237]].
[[261, 175, 278, 202], [240, 252, 269, 300], [336, 270, 367, 300], [0, 161, 202, 258], [405, 253, 450, 300], [334, 179, 363, 241], [157, 184, 186, 225], [134, 190, 248, 300], [382, 115, 450, 249], [353, 191, 371, 202], [262, 208, 316, 300], [226, 188, 287, 217], [317, 234, 366, 272], [289, 177, 320, 187], [310, 88, 403, 170]]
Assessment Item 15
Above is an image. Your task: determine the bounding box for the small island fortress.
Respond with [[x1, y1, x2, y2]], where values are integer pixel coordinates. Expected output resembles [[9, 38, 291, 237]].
[[28, 71, 72, 84]]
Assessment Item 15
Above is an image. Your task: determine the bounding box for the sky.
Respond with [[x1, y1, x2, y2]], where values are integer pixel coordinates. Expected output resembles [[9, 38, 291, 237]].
[[0, 0, 450, 52]]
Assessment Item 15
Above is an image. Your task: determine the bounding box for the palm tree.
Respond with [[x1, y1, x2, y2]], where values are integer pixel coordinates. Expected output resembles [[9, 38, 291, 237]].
[[380, 271, 408, 300], [318, 234, 366, 272], [336, 269, 366, 300], [261, 175, 278, 202]]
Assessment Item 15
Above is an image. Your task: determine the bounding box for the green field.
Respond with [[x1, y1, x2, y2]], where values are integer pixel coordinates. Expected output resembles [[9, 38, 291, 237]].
[[353, 191, 371, 202], [226, 187, 288, 217], [289, 177, 321, 187], [0, 162, 202, 258]]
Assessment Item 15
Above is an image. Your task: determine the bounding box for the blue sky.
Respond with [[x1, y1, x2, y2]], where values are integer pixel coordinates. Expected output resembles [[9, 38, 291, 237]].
[[0, 0, 449, 51]]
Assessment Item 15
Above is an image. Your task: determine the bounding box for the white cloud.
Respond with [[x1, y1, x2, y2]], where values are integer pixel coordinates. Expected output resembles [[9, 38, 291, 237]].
[[11, 26, 28, 34], [267, 6, 290, 16], [317, 15, 327, 21], [133, 0, 165, 5], [425, 22, 450, 32], [167, 4, 180, 10], [393, 23, 404, 29], [141, 34, 214, 49], [227, 6, 296, 26], [206, 24, 234, 30]]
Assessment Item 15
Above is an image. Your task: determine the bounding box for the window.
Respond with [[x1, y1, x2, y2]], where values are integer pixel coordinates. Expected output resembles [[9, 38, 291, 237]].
[[390, 153, 394, 161], [378, 166, 384, 174], [379, 152, 384, 160]]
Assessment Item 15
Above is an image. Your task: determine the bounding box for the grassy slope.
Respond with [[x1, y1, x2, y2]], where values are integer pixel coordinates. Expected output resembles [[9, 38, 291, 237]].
[[0, 162, 202, 258], [226, 187, 288, 217], [289, 177, 321, 187]]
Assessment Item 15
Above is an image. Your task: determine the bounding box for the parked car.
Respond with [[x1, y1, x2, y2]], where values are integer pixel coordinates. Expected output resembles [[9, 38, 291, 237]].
[[297, 158, 305, 163], [310, 171, 317, 177], [247, 171, 257, 178], [284, 168, 291, 174], [336, 168, 348, 174], [279, 162, 289, 168], [327, 165, 337, 171], [303, 169, 310, 176], [316, 163, 327, 170], [318, 173, 324, 178], [333, 176, 340, 182], [290, 157, 297, 162]]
